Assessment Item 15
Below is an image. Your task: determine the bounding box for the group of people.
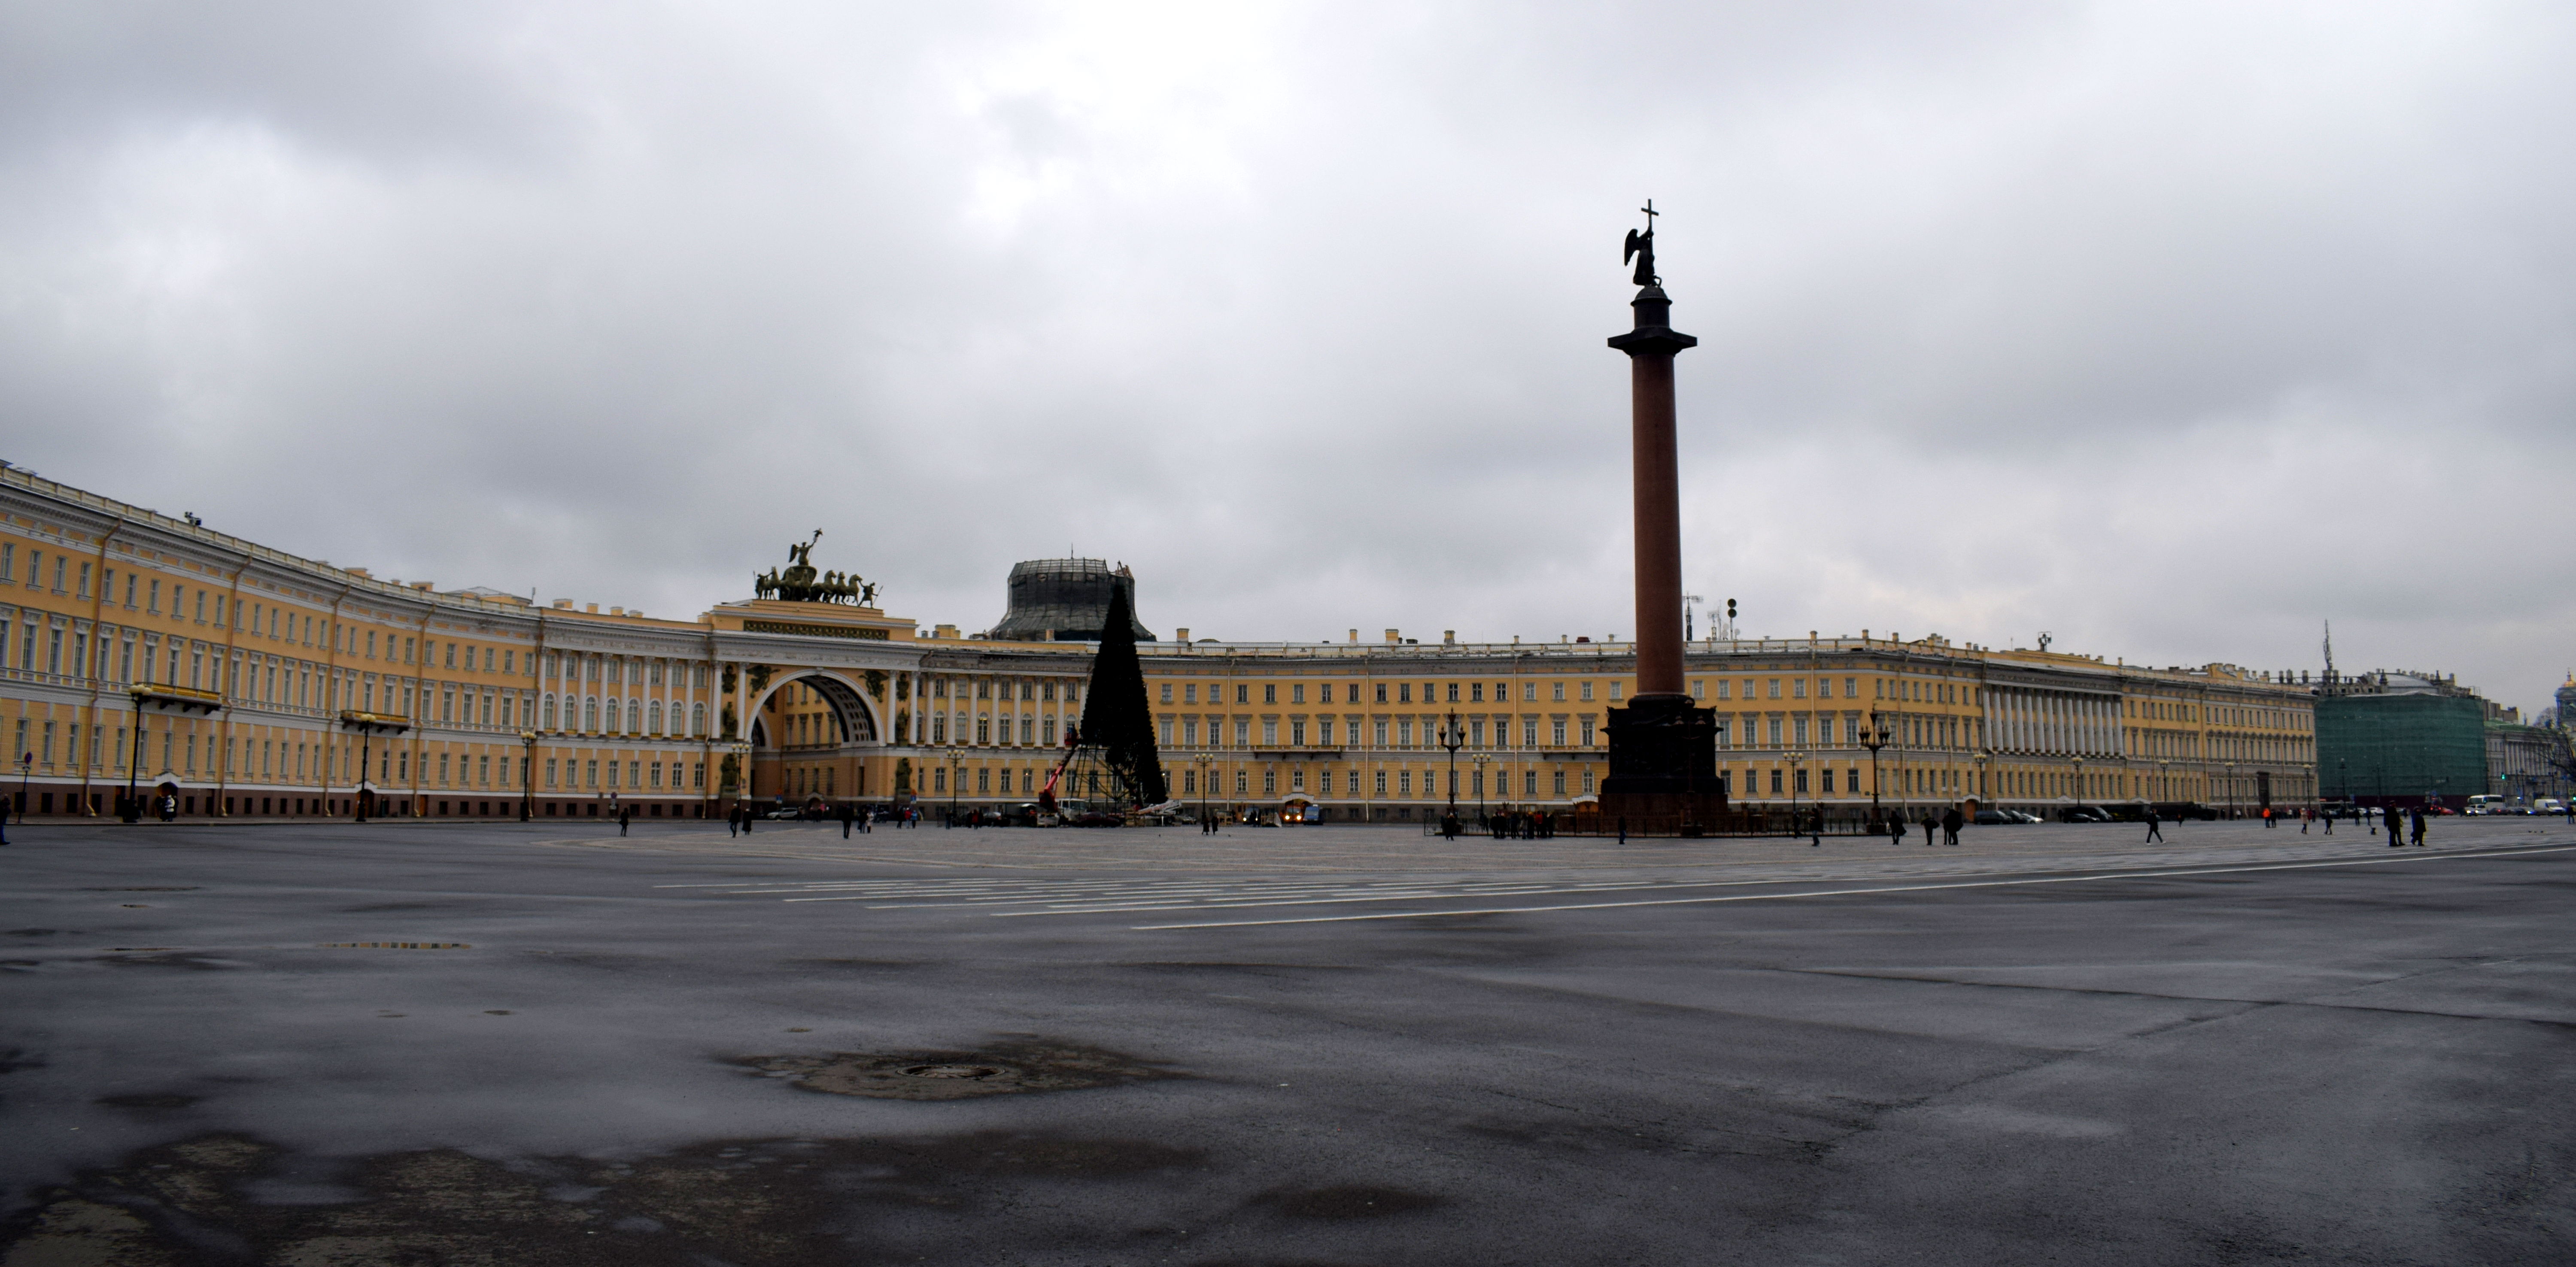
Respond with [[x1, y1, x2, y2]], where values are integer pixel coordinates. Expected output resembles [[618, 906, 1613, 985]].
[[1878, 807, 1965, 847]]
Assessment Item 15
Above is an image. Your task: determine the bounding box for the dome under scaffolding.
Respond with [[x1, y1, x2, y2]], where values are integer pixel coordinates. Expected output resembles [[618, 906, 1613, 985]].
[[989, 558, 1155, 642]]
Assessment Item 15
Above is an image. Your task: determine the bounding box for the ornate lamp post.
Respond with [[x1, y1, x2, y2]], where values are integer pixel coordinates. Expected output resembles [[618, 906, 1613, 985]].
[[1785, 749, 1812, 843], [519, 731, 538, 821], [120, 702, 150, 822], [1856, 711, 1892, 829], [1193, 752, 1214, 826], [945, 746, 964, 826], [340, 714, 405, 822], [1437, 710, 1465, 812], [1472, 751, 1492, 825], [1974, 749, 1990, 807], [2071, 755, 2086, 812], [2224, 761, 2237, 818]]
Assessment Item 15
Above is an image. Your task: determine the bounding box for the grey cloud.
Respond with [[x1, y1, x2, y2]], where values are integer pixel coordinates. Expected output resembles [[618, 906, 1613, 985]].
[[3, 0, 2572, 710]]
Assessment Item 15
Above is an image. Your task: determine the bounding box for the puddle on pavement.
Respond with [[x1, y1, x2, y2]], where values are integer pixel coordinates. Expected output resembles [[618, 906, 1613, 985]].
[[737, 1037, 1182, 1101], [95, 1093, 199, 1111], [0, 1130, 1214, 1267], [1249, 1183, 1444, 1219]]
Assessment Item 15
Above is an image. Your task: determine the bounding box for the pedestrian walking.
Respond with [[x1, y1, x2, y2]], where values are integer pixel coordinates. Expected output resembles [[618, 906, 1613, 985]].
[[2263, 807, 2275, 829], [2145, 807, 2163, 843], [617, 806, 630, 837], [2409, 806, 2427, 847], [1921, 811, 1939, 847], [1889, 816, 1906, 845], [1941, 806, 1963, 847], [726, 805, 738, 837], [2300, 807, 2310, 834], [840, 803, 854, 838], [2383, 803, 2403, 847]]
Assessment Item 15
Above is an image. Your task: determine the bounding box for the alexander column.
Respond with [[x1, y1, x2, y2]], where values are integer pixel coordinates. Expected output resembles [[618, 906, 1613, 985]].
[[1601, 203, 1723, 831]]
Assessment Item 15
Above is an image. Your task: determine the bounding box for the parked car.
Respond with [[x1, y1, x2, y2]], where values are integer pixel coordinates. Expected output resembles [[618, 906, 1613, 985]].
[[1972, 809, 2024, 826], [2057, 805, 2113, 824], [2537, 798, 2567, 815]]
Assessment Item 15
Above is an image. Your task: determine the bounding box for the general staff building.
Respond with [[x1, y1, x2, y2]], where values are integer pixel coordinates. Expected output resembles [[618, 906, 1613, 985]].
[[3, 467, 2319, 821]]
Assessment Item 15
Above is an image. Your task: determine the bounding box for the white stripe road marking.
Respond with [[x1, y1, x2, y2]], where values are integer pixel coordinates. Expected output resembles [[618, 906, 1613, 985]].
[[1126, 845, 2576, 929]]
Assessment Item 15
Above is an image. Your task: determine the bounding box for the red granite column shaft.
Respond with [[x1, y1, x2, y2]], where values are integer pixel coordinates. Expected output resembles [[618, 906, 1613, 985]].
[[1630, 349, 1684, 697]]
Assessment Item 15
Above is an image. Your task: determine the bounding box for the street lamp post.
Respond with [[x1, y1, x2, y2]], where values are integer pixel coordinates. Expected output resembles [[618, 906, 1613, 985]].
[[1193, 752, 1213, 827], [2224, 762, 2237, 819], [1472, 751, 1492, 826], [1785, 749, 1812, 843], [1438, 711, 1464, 814], [1856, 711, 1892, 835], [1974, 749, 1990, 809], [123, 702, 150, 822], [945, 746, 963, 826], [519, 731, 538, 821], [2072, 755, 2086, 813], [354, 723, 377, 822]]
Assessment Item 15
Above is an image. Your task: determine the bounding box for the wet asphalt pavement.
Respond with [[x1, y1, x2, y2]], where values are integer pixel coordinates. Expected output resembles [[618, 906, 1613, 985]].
[[3, 818, 2571, 1265]]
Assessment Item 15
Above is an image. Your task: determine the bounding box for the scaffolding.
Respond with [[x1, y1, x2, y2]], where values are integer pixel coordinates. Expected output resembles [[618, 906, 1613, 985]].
[[2317, 692, 2484, 808]]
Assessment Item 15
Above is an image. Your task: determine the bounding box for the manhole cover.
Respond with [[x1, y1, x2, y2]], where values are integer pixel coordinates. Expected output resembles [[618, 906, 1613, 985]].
[[738, 1040, 1177, 1101]]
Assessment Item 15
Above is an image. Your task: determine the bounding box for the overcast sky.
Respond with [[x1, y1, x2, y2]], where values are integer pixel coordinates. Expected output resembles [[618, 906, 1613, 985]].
[[6, 2, 2573, 712]]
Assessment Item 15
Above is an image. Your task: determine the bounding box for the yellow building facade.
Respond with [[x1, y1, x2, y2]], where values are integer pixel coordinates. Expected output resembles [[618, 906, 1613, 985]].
[[2, 467, 2315, 821]]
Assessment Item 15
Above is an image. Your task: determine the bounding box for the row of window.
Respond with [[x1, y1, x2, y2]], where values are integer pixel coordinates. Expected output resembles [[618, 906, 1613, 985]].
[[1, 542, 546, 674], [918, 677, 1079, 703], [545, 652, 705, 688], [6, 707, 718, 795], [1147, 676, 1913, 707]]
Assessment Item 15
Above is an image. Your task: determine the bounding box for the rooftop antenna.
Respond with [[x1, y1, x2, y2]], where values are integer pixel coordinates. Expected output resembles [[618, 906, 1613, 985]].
[[1683, 593, 1702, 642]]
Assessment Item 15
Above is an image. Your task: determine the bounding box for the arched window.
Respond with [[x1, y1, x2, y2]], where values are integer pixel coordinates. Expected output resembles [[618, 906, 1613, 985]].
[[649, 700, 664, 734], [583, 697, 598, 731], [543, 694, 556, 729], [605, 699, 620, 732], [690, 702, 706, 737]]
